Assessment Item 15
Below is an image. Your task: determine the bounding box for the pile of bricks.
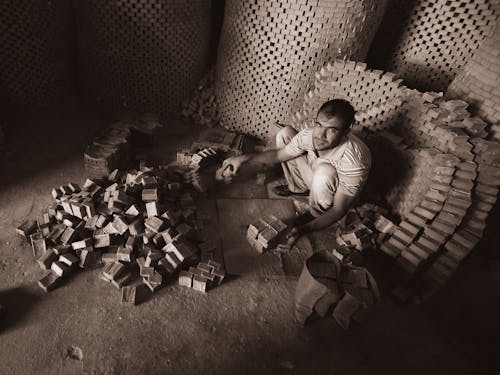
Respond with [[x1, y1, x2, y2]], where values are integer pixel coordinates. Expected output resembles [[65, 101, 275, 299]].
[[246, 215, 287, 253], [291, 59, 500, 298], [181, 69, 218, 128], [84, 116, 162, 178], [17, 163, 223, 304], [215, 0, 387, 139], [178, 260, 225, 293], [447, 20, 500, 132], [376, 0, 499, 92]]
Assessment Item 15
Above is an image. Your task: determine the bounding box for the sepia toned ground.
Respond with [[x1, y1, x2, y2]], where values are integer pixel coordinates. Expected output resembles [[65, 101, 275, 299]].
[[0, 99, 499, 375]]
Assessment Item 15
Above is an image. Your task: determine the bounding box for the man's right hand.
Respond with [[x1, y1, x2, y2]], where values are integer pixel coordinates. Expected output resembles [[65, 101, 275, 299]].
[[222, 155, 248, 176], [216, 155, 249, 183]]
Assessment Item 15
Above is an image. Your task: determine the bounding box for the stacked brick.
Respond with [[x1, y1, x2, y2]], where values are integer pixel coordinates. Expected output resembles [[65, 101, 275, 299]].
[[178, 260, 225, 293], [17, 164, 222, 304], [447, 19, 500, 133], [422, 139, 500, 287], [0, 0, 74, 113], [247, 215, 287, 253], [74, 0, 211, 116], [84, 115, 162, 178], [291, 59, 499, 294], [373, 0, 500, 92], [215, 0, 387, 139]]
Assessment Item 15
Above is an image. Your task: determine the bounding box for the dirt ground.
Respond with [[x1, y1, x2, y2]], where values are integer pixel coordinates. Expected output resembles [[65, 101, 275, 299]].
[[1, 99, 499, 375]]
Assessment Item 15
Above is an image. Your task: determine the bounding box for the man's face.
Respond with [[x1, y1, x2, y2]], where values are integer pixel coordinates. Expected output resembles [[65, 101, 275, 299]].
[[312, 113, 349, 151]]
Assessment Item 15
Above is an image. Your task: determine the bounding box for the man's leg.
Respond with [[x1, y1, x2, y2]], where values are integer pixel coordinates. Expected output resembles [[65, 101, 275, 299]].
[[309, 163, 339, 217], [275, 126, 312, 193]]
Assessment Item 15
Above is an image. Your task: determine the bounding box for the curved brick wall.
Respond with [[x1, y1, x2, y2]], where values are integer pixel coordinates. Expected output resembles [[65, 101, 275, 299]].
[[215, 0, 388, 139], [0, 0, 74, 113], [447, 20, 500, 131], [370, 0, 499, 92], [75, 0, 212, 117], [292, 60, 500, 291]]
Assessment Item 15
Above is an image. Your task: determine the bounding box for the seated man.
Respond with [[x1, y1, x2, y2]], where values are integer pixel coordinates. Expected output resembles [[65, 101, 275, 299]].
[[221, 99, 372, 249]]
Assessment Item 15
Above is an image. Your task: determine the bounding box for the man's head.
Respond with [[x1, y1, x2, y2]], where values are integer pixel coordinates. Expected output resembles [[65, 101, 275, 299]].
[[312, 99, 355, 151]]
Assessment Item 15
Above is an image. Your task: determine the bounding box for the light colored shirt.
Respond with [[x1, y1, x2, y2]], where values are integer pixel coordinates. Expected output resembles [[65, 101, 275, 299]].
[[284, 128, 371, 197]]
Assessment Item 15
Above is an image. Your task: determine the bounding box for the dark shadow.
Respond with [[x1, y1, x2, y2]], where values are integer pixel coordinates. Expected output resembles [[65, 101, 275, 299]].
[[0, 286, 40, 335], [426, 256, 500, 374], [362, 133, 412, 217], [366, 0, 420, 71], [0, 98, 105, 192], [209, 0, 226, 64]]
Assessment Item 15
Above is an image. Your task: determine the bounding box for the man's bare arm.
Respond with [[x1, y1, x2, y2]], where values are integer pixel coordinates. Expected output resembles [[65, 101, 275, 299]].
[[222, 148, 296, 175], [300, 191, 355, 233], [244, 148, 295, 165]]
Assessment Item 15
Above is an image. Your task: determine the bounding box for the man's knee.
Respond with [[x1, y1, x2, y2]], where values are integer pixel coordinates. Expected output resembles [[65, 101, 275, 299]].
[[310, 163, 338, 214], [312, 163, 338, 185], [276, 126, 298, 147]]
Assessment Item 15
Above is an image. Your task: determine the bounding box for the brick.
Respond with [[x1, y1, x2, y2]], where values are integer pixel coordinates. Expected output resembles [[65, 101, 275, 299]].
[[37, 249, 58, 270], [179, 271, 194, 288], [59, 253, 79, 267], [38, 271, 61, 292], [51, 261, 71, 277]]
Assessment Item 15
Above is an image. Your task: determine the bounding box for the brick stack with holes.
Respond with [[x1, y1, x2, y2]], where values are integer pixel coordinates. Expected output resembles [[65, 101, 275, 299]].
[[246, 215, 287, 253], [216, 0, 388, 139], [75, 0, 211, 117], [16, 163, 223, 304], [0, 120, 5, 157], [446, 18, 500, 142], [380, 0, 498, 92]]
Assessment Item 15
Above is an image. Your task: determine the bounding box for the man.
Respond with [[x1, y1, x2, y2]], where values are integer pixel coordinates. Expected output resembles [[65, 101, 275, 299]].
[[220, 99, 371, 249]]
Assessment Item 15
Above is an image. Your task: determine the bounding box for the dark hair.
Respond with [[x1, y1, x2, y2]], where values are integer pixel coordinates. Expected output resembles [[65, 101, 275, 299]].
[[317, 99, 355, 130]]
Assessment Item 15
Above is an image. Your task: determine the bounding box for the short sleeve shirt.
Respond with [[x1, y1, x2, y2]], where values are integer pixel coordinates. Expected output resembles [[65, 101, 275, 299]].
[[284, 128, 371, 197]]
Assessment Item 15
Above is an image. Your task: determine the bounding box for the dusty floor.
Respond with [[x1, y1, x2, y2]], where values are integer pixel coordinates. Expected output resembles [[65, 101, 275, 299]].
[[0, 99, 499, 375]]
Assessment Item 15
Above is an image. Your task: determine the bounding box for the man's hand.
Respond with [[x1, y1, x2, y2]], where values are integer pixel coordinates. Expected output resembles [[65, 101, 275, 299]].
[[277, 226, 303, 252], [222, 155, 248, 175], [216, 155, 249, 183]]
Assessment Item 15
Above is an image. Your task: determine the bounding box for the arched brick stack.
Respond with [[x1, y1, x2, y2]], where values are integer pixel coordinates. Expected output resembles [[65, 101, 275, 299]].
[[292, 60, 500, 292]]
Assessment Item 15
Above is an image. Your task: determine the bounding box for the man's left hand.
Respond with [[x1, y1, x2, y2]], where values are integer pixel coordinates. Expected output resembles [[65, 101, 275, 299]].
[[277, 226, 302, 252]]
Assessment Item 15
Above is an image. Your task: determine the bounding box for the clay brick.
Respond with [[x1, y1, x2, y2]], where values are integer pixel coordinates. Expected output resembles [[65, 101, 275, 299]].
[[59, 253, 79, 267], [38, 271, 61, 292], [51, 261, 71, 277], [37, 249, 58, 270], [179, 270, 194, 288]]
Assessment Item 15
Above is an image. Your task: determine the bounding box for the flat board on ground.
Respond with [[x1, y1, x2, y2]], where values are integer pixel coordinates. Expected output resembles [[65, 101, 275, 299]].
[[216, 198, 312, 277]]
